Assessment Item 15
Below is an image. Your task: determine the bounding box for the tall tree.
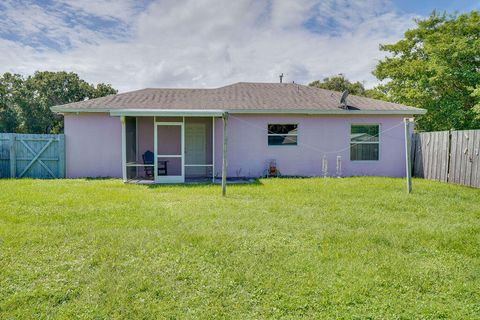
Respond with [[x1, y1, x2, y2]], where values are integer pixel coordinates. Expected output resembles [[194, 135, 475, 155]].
[[373, 11, 480, 131], [0, 73, 23, 132], [0, 71, 117, 134], [309, 75, 367, 96]]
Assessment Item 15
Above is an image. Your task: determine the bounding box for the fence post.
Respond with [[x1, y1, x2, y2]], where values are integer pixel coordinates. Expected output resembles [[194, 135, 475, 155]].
[[9, 133, 16, 178], [410, 130, 416, 174]]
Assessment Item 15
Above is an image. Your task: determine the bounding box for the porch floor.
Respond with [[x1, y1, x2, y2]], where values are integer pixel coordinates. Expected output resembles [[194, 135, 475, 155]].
[[126, 178, 257, 185]]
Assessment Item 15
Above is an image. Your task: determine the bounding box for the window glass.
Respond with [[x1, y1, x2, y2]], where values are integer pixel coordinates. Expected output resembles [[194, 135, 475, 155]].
[[350, 125, 379, 160], [351, 125, 379, 142], [350, 143, 379, 161], [268, 135, 298, 145], [268, 124, 298, 135], [268, 124, 298, 146]]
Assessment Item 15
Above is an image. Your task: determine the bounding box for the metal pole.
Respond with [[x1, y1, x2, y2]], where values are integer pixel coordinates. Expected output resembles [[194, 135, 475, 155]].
[[212, 116, 215, 183], [121, 116, 127, 182], [404, 118, 412, 193], [222, 113, 229, 196]]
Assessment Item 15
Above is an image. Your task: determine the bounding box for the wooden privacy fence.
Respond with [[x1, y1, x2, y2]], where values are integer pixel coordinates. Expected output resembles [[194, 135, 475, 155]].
[[0, 133, 65, 179], [413, 129, 480, 188]]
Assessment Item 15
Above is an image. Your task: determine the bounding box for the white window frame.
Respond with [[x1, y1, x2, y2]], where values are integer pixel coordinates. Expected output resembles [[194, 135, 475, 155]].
[[267, 123, 299, 146], [350, 124, 380, 161]]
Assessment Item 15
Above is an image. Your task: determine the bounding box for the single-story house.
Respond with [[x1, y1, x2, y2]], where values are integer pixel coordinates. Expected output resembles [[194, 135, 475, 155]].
[[51, 82, 426, 183]]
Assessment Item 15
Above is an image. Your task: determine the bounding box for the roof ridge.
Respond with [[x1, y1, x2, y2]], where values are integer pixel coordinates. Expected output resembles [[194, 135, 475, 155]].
[[141, 87, 214, 91]]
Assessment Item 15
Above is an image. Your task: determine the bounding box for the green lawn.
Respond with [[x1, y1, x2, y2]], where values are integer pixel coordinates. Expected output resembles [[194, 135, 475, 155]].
[[0, 178, 479, 319]]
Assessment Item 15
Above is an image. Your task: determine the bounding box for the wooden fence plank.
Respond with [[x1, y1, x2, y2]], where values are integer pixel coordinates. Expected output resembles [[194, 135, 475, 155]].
[[410, 130, 416, 175], [459, 132, 468, 184], [452, 131, 461, 184], [464, 131, 471, 185], [422, 134, 430, 179], [417, 133, 425, 178], [413, 129, 479, 188], [455, 130, 463, 184], [425, 133, 432, 179], [441, 131, 449, 182], [460, 131, 467, 185], [449, 131, 456, 183], [432, 132, 439, 180], [437, 131, 445, 180], [457, 131, 465, 185], [465, 130, 473, 186], [474, 131, 480, 188], [469, 130, 479, 188], [413, 134, 420, 177], [424, 133, 431, 179], [437, 132, 443, 181]]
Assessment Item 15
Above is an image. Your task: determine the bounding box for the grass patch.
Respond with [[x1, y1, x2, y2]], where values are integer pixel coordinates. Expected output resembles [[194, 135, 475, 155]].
[[0, 177, 479, 318]]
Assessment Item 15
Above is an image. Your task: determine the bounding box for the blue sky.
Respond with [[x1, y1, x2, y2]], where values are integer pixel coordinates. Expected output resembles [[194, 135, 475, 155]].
[[393, 0, 479, 15], [0, 0, 478, 92]]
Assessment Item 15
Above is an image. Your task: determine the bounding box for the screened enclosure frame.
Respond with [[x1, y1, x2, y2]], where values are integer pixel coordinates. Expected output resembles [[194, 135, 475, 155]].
[[121, 115, 217, 183]]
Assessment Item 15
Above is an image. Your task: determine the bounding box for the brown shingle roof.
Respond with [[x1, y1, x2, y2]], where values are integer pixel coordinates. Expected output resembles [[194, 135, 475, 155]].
[[51, 82, 425, 114]]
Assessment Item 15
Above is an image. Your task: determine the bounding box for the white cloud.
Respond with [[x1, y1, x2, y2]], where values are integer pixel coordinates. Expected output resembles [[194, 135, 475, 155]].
[[0, 0, 418, 91]]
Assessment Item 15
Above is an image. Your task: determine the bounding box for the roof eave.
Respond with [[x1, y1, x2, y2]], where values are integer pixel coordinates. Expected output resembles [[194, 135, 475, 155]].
[[110, 109, 226, 117], [224, 108, 427, 115], [50, 106, 111, 114], [51, 106, 427, 116]]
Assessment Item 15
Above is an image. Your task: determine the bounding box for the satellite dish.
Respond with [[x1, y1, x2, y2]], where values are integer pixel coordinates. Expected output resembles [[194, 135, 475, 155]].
[[340, 90, 349, 109]]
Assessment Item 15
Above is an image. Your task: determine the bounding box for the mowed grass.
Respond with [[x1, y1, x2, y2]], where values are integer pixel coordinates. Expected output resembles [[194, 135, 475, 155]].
[[0, 178, 479, 319]]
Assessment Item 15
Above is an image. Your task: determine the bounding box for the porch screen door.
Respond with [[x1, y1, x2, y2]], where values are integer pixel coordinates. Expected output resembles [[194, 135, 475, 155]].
[[154, 122, 184, 183]]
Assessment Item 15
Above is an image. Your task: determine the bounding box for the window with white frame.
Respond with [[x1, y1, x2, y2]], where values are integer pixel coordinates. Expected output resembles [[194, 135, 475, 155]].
[[350, 124, 379, 161], [268, 124, 298, 146]]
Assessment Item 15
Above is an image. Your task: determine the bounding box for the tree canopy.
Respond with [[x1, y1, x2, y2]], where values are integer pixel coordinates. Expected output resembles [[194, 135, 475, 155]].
[[308, 11, 479, 131], [373, 11, 480, 131], [308, 75, 367, 96], [308, 75, 388, 101], [0, 71, 117, 134]]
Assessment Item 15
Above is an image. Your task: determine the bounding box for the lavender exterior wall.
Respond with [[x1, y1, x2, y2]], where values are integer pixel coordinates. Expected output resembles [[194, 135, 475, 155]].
[[64, 113, 122, 178], [64, 113, 410, 179], [213, 114, 409, 178]]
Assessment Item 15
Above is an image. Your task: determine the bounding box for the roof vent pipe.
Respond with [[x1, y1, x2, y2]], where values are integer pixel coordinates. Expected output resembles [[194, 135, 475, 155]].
[[340, 90, 349, 109], [279, 73, 283, 83]]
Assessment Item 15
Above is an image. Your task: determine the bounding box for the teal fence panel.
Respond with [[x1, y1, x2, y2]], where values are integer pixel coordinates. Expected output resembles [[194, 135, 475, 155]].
[[0, 134, 11, 178], [0, 133, 65, 179]]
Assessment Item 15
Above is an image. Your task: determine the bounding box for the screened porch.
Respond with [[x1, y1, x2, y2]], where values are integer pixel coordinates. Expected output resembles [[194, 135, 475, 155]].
[[122, 116, 217, 183]]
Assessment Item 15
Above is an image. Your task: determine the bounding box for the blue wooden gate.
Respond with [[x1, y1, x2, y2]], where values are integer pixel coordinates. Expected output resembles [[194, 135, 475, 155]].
[[0, 133, 65, 179]]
